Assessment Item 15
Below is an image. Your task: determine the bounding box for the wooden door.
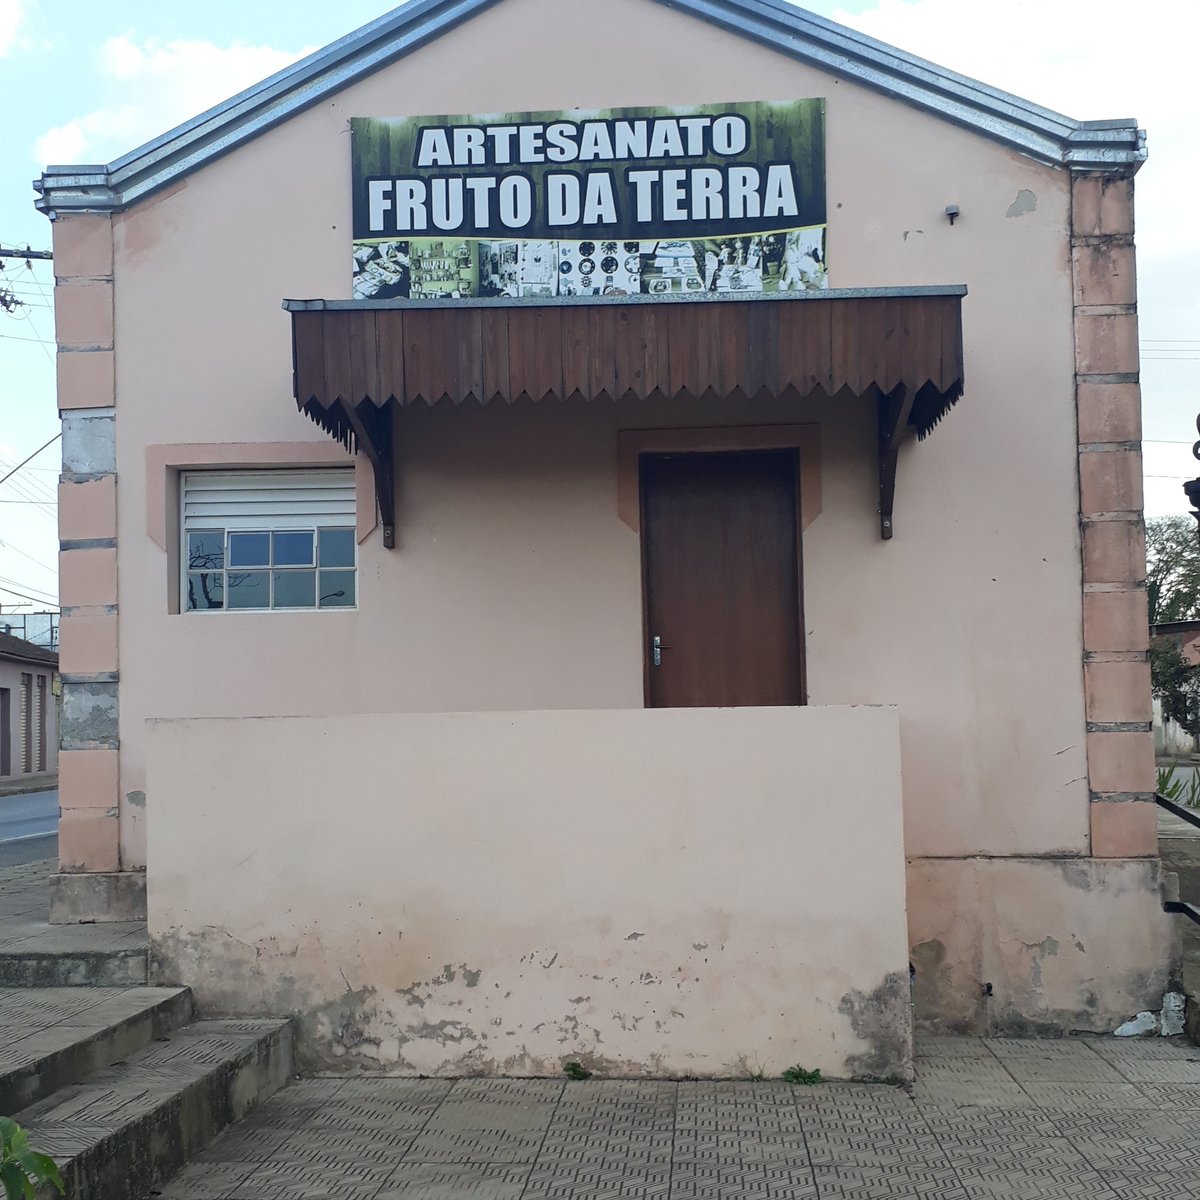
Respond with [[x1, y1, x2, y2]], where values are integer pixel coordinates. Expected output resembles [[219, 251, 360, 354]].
[[641, 450, 804, 708]]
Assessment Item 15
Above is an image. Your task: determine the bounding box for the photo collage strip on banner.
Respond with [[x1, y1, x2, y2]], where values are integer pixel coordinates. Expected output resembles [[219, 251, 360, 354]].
[[351, 100, 827, 302]]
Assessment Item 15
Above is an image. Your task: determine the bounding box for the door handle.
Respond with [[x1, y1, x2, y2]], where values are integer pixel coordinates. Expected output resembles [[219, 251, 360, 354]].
[[652, 635, 669, 667]]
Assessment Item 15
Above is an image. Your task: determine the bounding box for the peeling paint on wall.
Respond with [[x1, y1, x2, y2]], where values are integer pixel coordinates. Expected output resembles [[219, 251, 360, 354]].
[[152, 924, 914, 1080], [1006, 189, 1038, 218]]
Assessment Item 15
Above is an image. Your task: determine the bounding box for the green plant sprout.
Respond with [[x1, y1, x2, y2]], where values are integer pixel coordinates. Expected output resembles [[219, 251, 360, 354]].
[[782, 1065, 822, 1085], [0, 1117, 64, 1200], [1157, 762, 1200, 809]]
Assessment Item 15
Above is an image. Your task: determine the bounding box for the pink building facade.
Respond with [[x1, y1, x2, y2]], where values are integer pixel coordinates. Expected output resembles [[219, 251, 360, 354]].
[[37, 0, 1173, 1078]]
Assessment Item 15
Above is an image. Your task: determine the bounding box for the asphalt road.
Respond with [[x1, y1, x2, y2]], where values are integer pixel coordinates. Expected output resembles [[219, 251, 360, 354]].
[[0, 789, 59, 866]]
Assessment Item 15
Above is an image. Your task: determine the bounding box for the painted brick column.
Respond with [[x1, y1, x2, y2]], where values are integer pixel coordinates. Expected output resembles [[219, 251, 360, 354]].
[[49, 213, 138, 922], [1073, 174, 1157, 857]]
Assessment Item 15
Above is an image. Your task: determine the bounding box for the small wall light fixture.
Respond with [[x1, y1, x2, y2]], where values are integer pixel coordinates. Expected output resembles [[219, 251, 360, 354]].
[[945, 204, 960, 226]]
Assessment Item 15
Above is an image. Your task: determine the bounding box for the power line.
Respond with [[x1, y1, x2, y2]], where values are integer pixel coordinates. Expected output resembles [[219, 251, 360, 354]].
[[0, 435, 61, 490], [0, 452, 59, 503], [0, 477, 56, 516], [0, 458, 56, 500], [0, 538, 58, 578], [9, 290, 56, 366], [0, 579, 58, 608], [0, 464, 57, 516], [0, 475, 56, 507], [0, 566, 57, 592], [0, 331, 55, 346]]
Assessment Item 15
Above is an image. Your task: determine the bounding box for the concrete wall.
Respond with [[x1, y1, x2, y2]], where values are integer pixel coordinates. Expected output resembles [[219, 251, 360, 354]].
[[147, 705, 912, 1079], [0, 658, 57, 777], [48, 0, 1171, 1036], [1153, 698, 1195, 760]]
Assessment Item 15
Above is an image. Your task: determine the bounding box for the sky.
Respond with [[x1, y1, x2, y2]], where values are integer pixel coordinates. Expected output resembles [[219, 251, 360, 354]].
[[0, 0, 1196, 615]]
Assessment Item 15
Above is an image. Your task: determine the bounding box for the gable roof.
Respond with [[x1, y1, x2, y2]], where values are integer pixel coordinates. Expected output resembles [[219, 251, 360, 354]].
[[0, 631, 58, 669], [34, 0, 1145, 216]]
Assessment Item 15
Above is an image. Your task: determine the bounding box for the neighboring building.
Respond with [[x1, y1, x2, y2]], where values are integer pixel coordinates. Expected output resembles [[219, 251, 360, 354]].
[[1150, 621, 1200, 669], [36, 0, 1172, 1078], [1150, 621, 1200, 758], [0, 632, 58, 780]]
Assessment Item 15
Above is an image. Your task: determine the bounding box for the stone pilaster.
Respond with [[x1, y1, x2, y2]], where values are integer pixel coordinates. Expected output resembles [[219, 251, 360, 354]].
[[50, 213, 139, 921], [1072, 174, 1156, 857]]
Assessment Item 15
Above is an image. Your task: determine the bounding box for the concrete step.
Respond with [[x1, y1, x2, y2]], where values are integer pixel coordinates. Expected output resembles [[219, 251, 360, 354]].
[[0, 986, 194, 1113], [15, 1017, 293, 1200], [0, 921, 148, 987], [0, 855, 149, 986]]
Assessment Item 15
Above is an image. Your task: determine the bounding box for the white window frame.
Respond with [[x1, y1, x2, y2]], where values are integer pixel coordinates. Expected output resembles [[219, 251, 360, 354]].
[[180, 469, 358, 614]]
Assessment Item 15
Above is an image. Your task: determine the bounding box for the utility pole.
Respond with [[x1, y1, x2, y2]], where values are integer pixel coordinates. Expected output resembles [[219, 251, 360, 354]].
[[1185, 412, 1200, 532], [0, 247, 53, 261], [0, 246, 52, 312]]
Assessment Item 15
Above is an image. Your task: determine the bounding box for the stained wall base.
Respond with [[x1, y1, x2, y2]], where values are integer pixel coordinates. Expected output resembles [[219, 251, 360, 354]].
[[908, 855, 1176, 1035]]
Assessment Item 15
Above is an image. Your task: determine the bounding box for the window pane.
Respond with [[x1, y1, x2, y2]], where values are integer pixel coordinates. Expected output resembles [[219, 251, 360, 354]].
[[273, 570, 316, 609], [319, 570, 356, 608], [226, 570, 269, 609], [187, 530, 224, 571], [228, 531, 270, 567], [186, 572, 224, 610], [319, 528, 355, 568], [273, 530, 314, 567]]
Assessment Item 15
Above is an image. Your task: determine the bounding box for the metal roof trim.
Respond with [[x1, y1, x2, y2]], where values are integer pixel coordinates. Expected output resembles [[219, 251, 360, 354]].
[[283, 284, 968, 314], [662, 0, 1145, 172], [34, 0, 1144, 215], [35, 0, 505, 214]]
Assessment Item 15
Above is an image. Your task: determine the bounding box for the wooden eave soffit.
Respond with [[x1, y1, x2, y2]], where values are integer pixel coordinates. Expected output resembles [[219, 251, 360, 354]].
[[285, 289, 966, 545]]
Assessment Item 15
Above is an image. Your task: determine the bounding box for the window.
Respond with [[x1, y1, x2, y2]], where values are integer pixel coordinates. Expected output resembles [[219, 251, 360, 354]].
[[182, 470, 357, 612]]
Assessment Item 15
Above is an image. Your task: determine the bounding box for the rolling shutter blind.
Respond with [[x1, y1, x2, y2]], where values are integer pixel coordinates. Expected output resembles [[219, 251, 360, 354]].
[[181, 470, 356, 532]]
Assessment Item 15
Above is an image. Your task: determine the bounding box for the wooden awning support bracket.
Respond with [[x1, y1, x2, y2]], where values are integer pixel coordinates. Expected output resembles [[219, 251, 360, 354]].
[[342, 401, 396, 549], [877, 383, 915, 540]]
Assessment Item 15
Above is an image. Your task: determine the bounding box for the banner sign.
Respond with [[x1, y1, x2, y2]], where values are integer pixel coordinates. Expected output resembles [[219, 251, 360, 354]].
[[351, 99, 826, 301]]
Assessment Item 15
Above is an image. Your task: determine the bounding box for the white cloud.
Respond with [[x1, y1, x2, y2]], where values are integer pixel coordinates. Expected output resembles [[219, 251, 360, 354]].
[[828, 0, 1198, 264], [34, 33, 313, 166], [829, 0, 1200, 474], [0, 0, 26, 56]]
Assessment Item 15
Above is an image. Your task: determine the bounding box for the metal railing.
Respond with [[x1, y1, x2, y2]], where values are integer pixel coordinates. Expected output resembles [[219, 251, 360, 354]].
[[1156, 791, 1200, 831], [1157, 792, 1200, 927]]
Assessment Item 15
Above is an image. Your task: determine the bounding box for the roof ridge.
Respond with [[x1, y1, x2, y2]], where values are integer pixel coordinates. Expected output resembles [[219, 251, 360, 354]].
[[34, 0, 1145, 216], [0, 631, 59, 666]]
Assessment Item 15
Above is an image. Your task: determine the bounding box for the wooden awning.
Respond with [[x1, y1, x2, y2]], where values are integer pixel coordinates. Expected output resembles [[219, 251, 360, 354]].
[[284, 287, 966, 545]]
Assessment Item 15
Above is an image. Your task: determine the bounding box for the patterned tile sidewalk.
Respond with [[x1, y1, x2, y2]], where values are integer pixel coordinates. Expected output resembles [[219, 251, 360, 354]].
[[153, 1035, 1200, 1200], [0, 857, 146, 958], [6, 857, 1198, 1198]]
